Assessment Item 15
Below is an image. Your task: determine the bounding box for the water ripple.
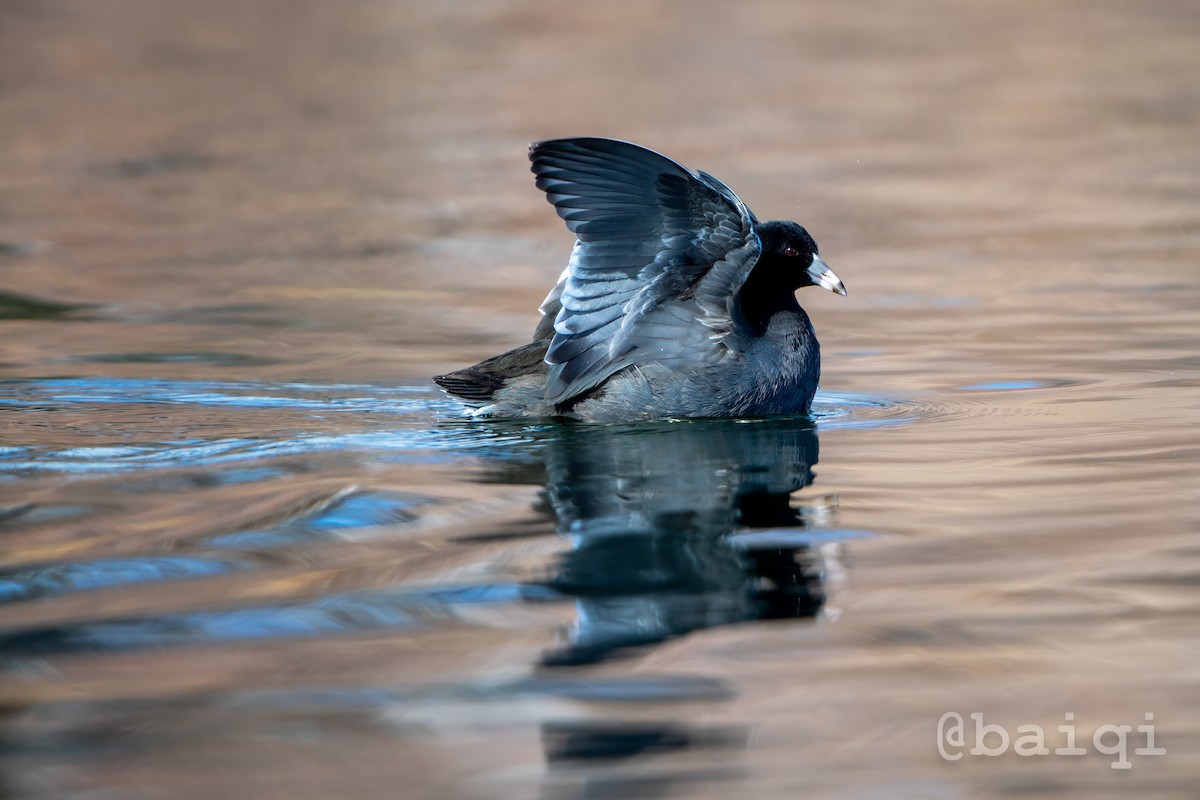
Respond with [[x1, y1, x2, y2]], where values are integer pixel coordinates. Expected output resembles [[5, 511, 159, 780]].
[[1, 379, 920, 475], [0, 583, 564, 657]]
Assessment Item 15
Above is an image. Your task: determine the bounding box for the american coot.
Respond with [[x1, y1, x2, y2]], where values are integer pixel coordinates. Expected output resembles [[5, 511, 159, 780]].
[[435, 138, 846, 422]]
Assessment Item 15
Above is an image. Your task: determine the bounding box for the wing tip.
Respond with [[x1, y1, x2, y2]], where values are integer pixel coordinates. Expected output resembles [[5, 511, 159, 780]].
[[528, 137, 674, 166]]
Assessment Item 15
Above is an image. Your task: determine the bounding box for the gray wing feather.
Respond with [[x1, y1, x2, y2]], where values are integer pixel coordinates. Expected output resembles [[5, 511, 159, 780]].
[[529, 138, 762, 405]]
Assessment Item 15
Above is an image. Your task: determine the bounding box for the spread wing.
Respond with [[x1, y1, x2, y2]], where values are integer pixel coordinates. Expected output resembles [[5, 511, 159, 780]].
[[530, 137, 762, 405]]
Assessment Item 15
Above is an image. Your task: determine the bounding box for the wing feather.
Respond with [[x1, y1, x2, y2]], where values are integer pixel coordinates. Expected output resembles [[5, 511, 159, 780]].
[[528, 138, 763, 404]]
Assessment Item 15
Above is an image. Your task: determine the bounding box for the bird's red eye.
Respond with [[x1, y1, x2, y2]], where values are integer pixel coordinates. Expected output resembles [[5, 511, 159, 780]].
[[784, 246, 800, 257]]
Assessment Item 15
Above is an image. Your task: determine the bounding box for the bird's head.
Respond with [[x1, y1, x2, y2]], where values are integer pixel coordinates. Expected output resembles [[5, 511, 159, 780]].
[[757, 220, 846, 296]]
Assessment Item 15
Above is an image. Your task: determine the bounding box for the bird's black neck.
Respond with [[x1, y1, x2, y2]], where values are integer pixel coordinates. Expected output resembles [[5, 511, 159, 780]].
[[736, 259, 803, 336]]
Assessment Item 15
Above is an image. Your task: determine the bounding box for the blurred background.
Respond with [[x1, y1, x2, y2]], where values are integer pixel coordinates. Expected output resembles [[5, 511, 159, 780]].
[[1, 1, 1197, 798]]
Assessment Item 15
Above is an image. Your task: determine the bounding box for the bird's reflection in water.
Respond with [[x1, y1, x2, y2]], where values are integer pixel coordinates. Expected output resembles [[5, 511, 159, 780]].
[[530, 418, 838, 667], [499, 418, 847, 795]]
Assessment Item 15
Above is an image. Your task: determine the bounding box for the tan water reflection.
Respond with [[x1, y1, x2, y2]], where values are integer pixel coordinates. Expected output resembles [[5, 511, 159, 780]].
[[1, 1, 1198, 798]]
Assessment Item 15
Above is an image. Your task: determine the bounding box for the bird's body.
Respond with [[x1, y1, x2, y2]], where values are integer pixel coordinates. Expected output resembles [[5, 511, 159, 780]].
[[435, 138, 845, 422]]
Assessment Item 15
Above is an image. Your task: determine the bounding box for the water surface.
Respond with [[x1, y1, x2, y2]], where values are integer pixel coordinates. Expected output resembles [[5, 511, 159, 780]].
[[1, 1, 1197, 798]]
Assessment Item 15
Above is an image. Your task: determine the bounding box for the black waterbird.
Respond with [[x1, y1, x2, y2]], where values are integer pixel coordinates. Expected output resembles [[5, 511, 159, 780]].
[[435, 138, 846, 421]]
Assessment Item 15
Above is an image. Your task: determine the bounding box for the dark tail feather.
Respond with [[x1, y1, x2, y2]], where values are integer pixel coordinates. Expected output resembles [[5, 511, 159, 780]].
[[433, 369, 506, 402], [434, 341, 550, 403]]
